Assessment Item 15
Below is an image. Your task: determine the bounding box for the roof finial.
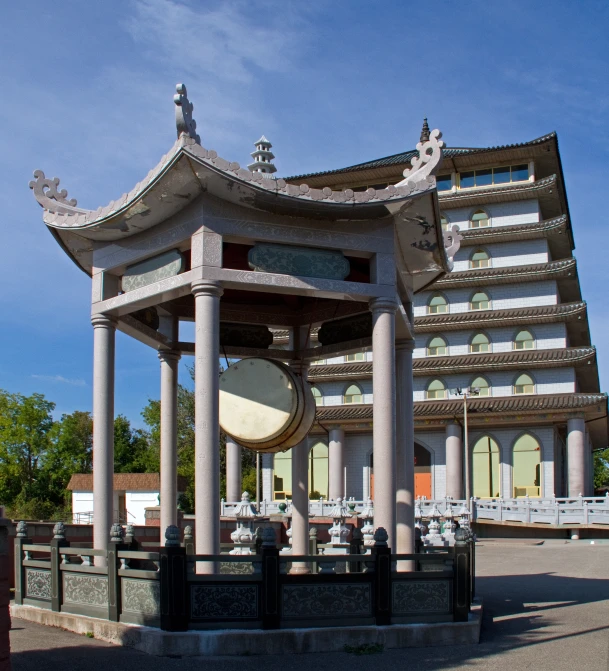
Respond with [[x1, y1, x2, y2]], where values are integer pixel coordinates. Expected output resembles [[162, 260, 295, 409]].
[[174, 83, 201, 145], [420, 118, 430, 143], [248, 135, 277, 177]]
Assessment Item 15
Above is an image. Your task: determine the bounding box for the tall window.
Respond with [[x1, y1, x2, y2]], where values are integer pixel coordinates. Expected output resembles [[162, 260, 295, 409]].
[[426, 379, 447, 400], [344, 384, 363, 404], [470, 332, 490, 353], [470, 210, 490, 228], [440, 214, 450, 231], [470, 291, 490, 311], [514, 373, 535, 395], [470, 376, 490, 396], [472, 436, 500, 498], [311, 386, 323, 406], [309, 441, 329, 499], [513, 433, 541, 497], [345, 352, 365, 362], [273, 451, 292, 500], [428, 293, 448, 314], [514, 330, 535, 350], [470, 248, 491, 268], [427, 336, 448, 357], [459, 164, 529, 188]]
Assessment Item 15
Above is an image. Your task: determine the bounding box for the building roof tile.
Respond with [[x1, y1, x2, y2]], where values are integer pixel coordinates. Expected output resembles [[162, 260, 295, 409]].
[[66, 473, 188, 492]]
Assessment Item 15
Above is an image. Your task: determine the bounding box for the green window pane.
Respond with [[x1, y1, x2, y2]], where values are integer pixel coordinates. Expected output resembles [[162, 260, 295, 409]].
[[471, 377, 490, 396], [428, 337, 447, 356], [513, 434, 540, 497], [344, 384, 363, 404], [426, 379, 446, 399], [471, 249, 490, 267], [514, 374, 534, 394], [309, 442, 329, 499], [471, 292, 490, 310], [471, 333, 490, 353], [428, 294, 448, 314], [470, 210, 489, 228], [472, 436, 500, 498], [514, 330, 534, 349]]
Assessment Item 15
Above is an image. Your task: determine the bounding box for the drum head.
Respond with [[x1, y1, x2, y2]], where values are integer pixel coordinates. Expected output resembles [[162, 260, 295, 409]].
[[219, 359, 299, 444]]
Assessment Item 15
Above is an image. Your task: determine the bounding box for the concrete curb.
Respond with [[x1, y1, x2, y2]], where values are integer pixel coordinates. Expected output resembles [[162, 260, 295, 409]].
[[11, 602, 482, 656]]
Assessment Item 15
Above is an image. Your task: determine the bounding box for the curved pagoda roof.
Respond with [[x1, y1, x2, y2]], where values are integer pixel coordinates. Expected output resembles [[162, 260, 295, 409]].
[[29, 84, 451, 285]]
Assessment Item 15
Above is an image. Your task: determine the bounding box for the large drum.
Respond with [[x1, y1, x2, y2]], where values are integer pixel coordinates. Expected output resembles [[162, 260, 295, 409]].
[[219, 358, 315, 453]]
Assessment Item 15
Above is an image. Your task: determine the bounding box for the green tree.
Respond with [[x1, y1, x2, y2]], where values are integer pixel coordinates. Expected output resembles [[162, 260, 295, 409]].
[[594, 448, 609, 491], [0, 389, 55, 515], [114, 415, 158, 473]]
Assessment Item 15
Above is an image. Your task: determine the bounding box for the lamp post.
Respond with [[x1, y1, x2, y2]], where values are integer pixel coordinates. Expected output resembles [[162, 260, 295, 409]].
[[450, 387, 479, 501]]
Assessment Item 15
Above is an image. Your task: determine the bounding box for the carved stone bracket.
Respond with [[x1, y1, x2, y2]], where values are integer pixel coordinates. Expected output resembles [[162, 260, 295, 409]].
[[443, 224, 463, 261], [29, 170, 87, 213], [174, 83, 201, 144]]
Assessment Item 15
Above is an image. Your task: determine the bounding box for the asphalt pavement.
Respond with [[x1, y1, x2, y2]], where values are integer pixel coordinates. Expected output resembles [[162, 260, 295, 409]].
[[10, 540, 609, 671]]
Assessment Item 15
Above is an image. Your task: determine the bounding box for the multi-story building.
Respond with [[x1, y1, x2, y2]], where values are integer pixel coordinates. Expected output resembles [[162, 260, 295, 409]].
[[261, 127, 607, 503]]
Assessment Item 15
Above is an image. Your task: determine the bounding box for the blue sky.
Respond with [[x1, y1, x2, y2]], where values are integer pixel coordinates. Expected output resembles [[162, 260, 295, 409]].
[[1, 0, 609, 427]]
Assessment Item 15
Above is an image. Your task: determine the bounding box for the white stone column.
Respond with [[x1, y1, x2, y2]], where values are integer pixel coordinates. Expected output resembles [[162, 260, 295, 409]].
[[567, 417, 586, 497], [445, 423, 463, 500], [158, 350, 181, 535], [192, 280, 223, 572], [370, 297, 397, 550], [226, 437, 242, 503], [91, 315, 116, 560], [396, 340, 415, 564], [328, 427, 345, 500], [290, 435, 310, 573]]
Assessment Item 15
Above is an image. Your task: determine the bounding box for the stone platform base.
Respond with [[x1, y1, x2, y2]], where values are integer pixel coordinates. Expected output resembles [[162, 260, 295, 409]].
[[11, 602, 482, 656]]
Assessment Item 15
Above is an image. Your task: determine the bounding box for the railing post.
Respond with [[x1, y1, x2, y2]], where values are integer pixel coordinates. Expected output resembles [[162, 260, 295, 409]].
[[373, 528, 391, 625], [159, 525, 188, 631], [261, 527, 280, 629], [308, 527, 318, 574], [349, 528, 363, 573], [183, 525, 195, 556], [50, 522, 69, 613], [14, 522, 30, 606], [583, 501, 589, 525], [453, 528, 470, 622], [108, 523, 128, 622]]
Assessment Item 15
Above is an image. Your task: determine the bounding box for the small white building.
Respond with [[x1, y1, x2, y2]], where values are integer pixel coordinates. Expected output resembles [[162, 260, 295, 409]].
[[67, 473, 186, 526]]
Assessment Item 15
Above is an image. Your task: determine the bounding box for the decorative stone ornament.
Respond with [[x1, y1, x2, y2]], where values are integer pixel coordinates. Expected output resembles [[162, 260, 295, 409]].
[[183, 525, 193, 541], [16, 520, 28, 538], [443, 225, 463, 262], [328, 498, 351, 546], [174, 83, 200, 144], [230, 492, 260, 555], [110, 523, 124, 543], [261, 526, 277, 547], [373, 527, 389, 547], [398, 128, 445, 186], [164, 524, 181, 547], [53, 521, 66, 540], [360, 498, 375, 547]]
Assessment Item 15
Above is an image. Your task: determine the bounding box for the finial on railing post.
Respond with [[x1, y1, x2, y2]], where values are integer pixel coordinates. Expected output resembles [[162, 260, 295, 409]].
[[164, 524, 181, 547], [16, 520, 28, 538], [53, 521, 66, 540], [110, 523, 124, 543]]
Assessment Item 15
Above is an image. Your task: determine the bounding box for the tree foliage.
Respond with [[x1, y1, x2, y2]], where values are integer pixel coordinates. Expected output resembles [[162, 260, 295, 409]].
[[594, 448, 609, 491]]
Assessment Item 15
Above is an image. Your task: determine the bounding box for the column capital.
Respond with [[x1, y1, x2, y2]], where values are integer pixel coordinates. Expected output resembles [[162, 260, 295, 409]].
[[91, 314, 117, 329], [395, 339, 415, 352], [369, 296, 398, 315], [158, 349, 182, 363], [191, 280, 223, 298]]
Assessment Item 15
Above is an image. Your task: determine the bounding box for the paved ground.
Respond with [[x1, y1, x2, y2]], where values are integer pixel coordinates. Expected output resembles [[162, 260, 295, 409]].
[[9, 540, 609, 671]]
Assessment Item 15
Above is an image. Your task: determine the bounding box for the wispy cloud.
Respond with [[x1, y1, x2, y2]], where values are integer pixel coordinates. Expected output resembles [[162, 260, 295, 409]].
[[31, 375, 87, 388]]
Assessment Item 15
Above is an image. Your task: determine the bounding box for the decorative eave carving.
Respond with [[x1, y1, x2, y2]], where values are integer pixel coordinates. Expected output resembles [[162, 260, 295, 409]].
[[396, 129, 445, 188], [443, 225, 462, 262], [30, 83, 447, 234], [174, 83, 201, 144], [458, 215, 569, 247]]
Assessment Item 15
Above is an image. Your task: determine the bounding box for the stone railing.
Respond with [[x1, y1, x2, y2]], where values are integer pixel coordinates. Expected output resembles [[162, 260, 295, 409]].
[[13, 520, 475, 631]]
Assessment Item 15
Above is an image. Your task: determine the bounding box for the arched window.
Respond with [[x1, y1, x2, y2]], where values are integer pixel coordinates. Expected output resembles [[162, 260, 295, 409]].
[[440, 214, 450, 232], [470, 291, 490, 311], [311, 386, 323, 406], [514, 373, 535, 395], [470, 376, 490, 396], [514, 330, 535, 350], [513, 433, 541, 497], [273, 451, 292, 499], [344, 384, 363, 404], [309, 441, 329, 499], [470, 210, 490, 228], [470, 248, 491, 268], [427, 336, 448, 357], [470, 332, 490, 353], [428, 293, 448, 314], [472, 436, 500, 498], [426, 379, 446, 400], [345, 352, 365, 362]]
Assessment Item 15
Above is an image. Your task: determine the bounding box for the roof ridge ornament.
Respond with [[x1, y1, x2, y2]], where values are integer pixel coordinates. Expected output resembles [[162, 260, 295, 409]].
[[29, 169, 86, 213], [174, 83, 201, 145], [420, 118, 430, 143], [397, 128, 445, 187]]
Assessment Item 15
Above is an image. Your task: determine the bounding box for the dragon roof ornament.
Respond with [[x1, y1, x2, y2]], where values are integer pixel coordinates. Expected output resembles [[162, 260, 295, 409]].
[[174, 83, 201, 144]]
